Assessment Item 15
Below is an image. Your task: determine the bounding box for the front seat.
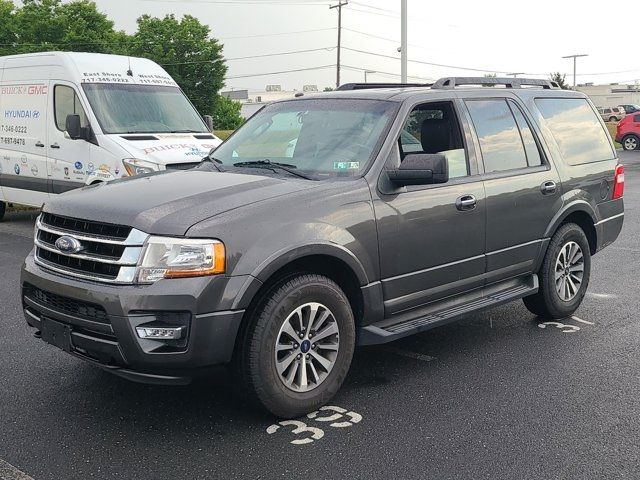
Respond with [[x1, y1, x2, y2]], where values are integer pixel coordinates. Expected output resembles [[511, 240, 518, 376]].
[[421, 119, 452, 154]]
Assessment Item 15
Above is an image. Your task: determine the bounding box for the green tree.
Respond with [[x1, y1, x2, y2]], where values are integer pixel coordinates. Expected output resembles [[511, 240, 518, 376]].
[[0, 1, 17, 56], [550, 72, 569, 90], [8, 0, 119, 53], [212, 95, 244, 130], [128, 14, 226, 117]]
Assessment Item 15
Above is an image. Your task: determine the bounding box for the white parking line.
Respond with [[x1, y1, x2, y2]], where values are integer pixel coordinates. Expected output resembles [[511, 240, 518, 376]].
[[586, 292, 617, 299], [571, 316, 595, 325], [0, 459, 35, 480]]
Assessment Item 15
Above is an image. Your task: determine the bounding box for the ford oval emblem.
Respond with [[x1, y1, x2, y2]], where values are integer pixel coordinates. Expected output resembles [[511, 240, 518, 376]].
[[55, 235, 84, 254]]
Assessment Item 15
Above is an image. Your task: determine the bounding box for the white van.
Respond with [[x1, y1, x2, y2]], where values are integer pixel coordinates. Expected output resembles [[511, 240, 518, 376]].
[[0, 51, 222, 218]]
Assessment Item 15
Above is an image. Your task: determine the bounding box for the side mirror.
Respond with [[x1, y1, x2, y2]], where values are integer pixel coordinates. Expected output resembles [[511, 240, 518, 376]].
[[387, 153, 449, 186], [203, 115, 214, 132], [65, 114, 83, 140]]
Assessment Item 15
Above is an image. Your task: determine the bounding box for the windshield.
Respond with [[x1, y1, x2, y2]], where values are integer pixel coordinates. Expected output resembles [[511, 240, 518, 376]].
[[82, 84, 208, 134], [212, 99, 397, 177]]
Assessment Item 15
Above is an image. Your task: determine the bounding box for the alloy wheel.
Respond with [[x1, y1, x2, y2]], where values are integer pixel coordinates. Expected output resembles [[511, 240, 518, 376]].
[[274, 302, 340, 392], [624, 136, 638, 151], [554, 241, 584, 301]]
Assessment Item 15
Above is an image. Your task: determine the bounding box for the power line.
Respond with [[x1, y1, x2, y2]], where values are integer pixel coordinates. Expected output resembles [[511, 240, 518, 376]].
[[225, 64, 335, 79], [221, 27, 335, 40], [341, 64, 433, 81], [346, 5, 398, 17], [136, 0, 329, 4]]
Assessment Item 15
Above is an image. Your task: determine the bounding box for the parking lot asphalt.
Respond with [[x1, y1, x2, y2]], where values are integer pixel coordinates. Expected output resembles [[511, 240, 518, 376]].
[[1, 151, 640, 480]]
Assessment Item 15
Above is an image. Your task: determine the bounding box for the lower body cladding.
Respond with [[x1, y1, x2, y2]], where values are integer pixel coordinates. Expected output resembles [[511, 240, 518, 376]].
[[21, 253, 247, 385]]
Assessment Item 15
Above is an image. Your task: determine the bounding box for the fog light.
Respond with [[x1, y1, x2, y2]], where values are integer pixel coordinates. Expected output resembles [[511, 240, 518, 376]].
[[136, 326, 185, 340]]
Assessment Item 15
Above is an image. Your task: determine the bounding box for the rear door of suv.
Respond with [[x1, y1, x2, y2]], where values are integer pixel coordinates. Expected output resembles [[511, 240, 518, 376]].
[[461, 93, 562, 285]]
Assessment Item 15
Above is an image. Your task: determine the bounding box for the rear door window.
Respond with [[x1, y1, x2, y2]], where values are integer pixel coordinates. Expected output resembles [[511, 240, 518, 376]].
[[535, 98, 615, 165], [466, 99, 528, 172]]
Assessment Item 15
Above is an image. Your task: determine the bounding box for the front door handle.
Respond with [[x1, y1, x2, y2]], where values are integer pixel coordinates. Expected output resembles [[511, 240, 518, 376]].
[[35, 141, 45, 148], [456, 194, 477, 211], [540, 180, 557, 195], [50, 143, 61, 149]]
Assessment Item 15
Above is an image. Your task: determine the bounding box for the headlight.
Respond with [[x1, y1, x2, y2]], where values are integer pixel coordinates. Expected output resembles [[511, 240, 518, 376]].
[[137, 237, 225, 283], [122, 158, 160, 176]]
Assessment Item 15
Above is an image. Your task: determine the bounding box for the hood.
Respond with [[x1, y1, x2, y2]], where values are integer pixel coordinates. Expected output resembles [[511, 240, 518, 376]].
[[110, 133, 222, 166], [44, 170, 311, 236]]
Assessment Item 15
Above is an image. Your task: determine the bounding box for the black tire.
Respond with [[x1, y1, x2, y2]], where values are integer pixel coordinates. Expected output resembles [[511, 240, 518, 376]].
[[609, 116, 617, 122], [523, 223, 591, 319], [0, 201, 5, 222], [622, 134, 639, 151], [239, 274, 355, 418]]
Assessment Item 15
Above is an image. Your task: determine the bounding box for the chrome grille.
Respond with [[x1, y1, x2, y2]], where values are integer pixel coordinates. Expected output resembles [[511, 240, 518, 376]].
[[34, 214, 148, 284]]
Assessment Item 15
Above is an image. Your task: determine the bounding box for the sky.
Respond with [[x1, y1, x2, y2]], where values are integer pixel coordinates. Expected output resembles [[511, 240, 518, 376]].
[[80, 0, 640, 91]]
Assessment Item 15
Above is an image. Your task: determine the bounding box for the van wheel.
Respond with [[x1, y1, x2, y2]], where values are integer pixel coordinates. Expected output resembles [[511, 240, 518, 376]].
[[524, 223, 591, 319], [622, 135, 639, 151], [239, 274, 355, 418], [0, 201, 5, 222], [609, 116, 617, 122]]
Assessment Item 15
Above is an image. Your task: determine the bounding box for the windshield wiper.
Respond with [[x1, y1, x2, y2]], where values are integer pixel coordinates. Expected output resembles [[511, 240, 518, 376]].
[[199, 154, 223, 171], [232, 160, 316, 180], [169, 129, 205, 133]]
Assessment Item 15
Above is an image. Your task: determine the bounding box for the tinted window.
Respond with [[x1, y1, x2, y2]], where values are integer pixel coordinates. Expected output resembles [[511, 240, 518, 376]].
[[535, 98, 615, 165], [604, 108, 611, 114], [466, 99, 527, 172], [508, 100, 542, 167], [54, 85, 88, 131], [399, 102, 468, 179]]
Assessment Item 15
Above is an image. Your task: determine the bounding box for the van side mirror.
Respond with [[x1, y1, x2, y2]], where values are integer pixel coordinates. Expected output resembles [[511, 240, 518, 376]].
[[65, 114, 83, 140], [388, 153, 449, 186], [203, 115, 214, 132]]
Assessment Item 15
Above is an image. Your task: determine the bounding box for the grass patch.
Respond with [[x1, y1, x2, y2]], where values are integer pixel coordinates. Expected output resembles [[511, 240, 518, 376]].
[[605, 122, 621, 148], [215, 130, 234, 141]]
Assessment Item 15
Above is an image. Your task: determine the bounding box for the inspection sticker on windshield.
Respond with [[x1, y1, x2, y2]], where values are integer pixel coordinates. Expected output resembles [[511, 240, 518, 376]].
[[333, 161, 359, 170]]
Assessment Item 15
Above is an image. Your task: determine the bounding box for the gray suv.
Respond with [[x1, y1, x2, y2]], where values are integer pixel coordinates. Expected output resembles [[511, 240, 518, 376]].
[[21, 77, 625, 418]]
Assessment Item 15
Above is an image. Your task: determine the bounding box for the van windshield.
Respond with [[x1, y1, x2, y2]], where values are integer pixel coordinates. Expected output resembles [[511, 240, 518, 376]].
[[82, 84, 208, 134]]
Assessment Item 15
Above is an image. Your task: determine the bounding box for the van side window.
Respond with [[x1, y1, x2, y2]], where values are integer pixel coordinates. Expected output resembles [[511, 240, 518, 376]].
[[535, 98, 615, 165], [507, 100, 543, 167], [466, 99, 528, 172], [399, 101, 469, 179], [54, 85, 88, 132]]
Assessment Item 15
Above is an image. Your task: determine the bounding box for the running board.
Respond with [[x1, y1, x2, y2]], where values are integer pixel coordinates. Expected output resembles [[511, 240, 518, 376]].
[[357, 274, 538, 346]]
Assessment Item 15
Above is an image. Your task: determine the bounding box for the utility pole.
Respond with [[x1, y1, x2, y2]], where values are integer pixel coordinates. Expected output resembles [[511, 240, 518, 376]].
[[400, 0, 407, 83], [330, 1, 348, 88], [562, 54, 588, 88], [364, 70, 376, 83]]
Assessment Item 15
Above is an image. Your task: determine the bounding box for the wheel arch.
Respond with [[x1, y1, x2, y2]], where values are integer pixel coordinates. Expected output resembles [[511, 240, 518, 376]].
[[544, 201, 598, 255]]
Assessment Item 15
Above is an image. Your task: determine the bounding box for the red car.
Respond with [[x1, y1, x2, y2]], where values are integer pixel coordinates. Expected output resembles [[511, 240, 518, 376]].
[[616, 113, 640, 150]]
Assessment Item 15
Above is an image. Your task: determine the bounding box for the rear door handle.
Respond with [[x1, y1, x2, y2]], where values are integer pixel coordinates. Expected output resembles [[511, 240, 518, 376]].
[[456, 194, 477, 211], [35, 141, 45, 148], [540, 180, 557, 195], [50, 143, 61, 149]]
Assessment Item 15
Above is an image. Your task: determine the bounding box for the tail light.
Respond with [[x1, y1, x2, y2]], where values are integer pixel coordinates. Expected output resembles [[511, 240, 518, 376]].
[[612, 164, 624, 199]]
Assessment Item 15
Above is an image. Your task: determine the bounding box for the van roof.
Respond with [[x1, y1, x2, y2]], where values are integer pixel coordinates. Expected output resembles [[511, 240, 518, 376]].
[[0, 51, 175, 86]]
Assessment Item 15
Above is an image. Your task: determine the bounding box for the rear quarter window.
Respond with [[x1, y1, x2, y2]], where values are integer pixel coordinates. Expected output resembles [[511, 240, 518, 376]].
[[535, 98, 615, 165]]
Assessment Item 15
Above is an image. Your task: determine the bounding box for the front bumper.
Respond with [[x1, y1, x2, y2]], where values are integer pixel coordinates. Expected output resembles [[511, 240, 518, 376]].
[[21, 252, 248, 384]]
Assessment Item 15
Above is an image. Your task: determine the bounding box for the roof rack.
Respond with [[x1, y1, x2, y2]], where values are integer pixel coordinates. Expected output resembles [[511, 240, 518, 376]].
[[337, 82, 433, 91], [431, 77, 559, 90]]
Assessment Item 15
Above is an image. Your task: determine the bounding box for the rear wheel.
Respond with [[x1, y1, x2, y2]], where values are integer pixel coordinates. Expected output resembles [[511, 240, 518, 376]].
[[239, 274, 355, 418], [609, 116, 617, 122], [523, 223, 591, 319], [622, 135, 639, 151], [0, 201, 5, 222]]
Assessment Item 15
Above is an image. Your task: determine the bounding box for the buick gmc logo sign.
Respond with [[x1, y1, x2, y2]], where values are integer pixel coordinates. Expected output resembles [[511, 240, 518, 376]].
[[55, 235, 84, 254]]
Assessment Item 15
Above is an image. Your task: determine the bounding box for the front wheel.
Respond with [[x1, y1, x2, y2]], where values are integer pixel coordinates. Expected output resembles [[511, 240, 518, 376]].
[[622, 135, 639, 151], [240, 274, 355, 418], [524, 223, 591, 319]]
